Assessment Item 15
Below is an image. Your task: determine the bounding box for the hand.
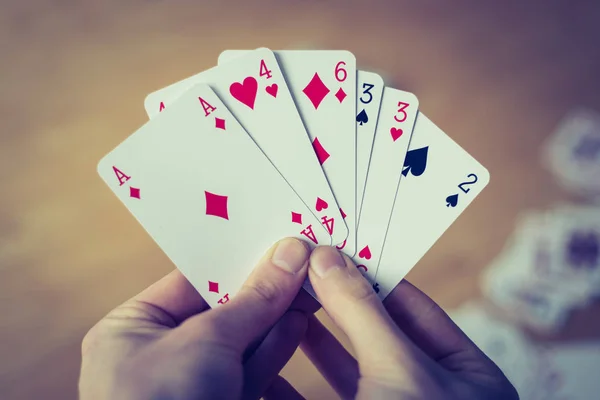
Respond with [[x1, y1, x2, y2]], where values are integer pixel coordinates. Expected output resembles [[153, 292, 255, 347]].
[[296, 246, 519, 400], [79, 238, 311, 400]]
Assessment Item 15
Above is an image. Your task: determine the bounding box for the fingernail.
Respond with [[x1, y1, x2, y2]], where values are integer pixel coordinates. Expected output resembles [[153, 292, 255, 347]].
[[310, 246, 345, 278], [272, 238, 309, 274]]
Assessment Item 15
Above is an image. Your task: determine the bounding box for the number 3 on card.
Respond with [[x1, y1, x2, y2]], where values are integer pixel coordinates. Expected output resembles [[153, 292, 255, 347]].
[[360, 83, 375, 104], [394, 101, 410, 123]]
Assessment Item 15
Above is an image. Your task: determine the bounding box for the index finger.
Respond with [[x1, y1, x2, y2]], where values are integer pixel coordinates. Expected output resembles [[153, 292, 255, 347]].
[[307, 246, 437, 375], [198, 238, 311, 352], [133, 269, 209, 324]]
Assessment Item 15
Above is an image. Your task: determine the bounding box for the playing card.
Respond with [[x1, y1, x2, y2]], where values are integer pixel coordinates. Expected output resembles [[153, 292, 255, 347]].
[[479, 207, 600, 333], [144, 48, 348, 246], [355, 71, 384, 219], [515, 208, 599, 299], [543, 206, 600, 294], [539, 342, 600, 400], [543, 108, 600, 199], [374, 114, 490, 298], [483, 211, 590, 307], [101, 83, 330, 308], [450, 302, 544, 399], [452, 304, 600, 399], [483, 259, 572, 333], [352, 87, 419, 282], [219, 50, 358, 256]]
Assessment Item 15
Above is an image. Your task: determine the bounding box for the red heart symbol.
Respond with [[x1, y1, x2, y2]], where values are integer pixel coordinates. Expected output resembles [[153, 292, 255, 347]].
[[315, 197, 329, 211], [265, 83, 278, 98], [358, 245, 372, 260], [230, 77, 258, 109], [390, 127, 403, 142]]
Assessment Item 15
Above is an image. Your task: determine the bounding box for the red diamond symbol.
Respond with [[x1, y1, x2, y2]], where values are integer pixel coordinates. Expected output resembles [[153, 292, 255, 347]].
[[335, 87, 347, 103], [312, 137, 330, 165], [302, 73, 330, 110], [129, 187, 141, 199], [215, 117, 226, 130], [291, 212, 303, 225], [208, 281, 219, 293], [205, 191, 229, 220]]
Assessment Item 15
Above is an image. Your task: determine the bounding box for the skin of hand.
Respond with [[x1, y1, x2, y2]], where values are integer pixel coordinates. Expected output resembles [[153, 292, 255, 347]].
[[284, 246, 521, 400], [80, 239, 519, 400], [79, 237, 312, 400]]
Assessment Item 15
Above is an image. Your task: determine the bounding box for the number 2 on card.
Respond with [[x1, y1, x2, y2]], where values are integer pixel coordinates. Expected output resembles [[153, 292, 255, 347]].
[[458, 174, 478, 193]]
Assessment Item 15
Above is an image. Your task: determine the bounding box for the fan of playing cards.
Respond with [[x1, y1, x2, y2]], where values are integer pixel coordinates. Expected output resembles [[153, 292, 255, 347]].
[[98, 48, 490, 307]]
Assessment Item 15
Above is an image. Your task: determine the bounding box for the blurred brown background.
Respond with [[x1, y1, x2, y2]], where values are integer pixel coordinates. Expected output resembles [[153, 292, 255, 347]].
[[2, 0, 600, 399]]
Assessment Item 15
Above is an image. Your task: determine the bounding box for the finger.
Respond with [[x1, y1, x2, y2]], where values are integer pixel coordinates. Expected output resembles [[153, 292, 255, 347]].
[[384, 280, 502, 374], [198, 237, 310, 351], [242, 311, 308, 400], [300, 315, 359, 399], [288, 287, 321, 314], [243, 289, 319, 362], [133, 269, 208, 325], [308, 246, 436, 374], [262, 376, 305, 400]]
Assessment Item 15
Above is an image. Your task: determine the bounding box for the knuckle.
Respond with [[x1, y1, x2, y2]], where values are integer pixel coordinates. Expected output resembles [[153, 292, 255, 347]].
[[346, 278, 379, 303], [244, 278, 287, 306], [81, 317, 114, 357], [81, 325, 100, 356], [81, 320, 113, 357], [81, 301, 169, 356], [181, 313, 218, 337]]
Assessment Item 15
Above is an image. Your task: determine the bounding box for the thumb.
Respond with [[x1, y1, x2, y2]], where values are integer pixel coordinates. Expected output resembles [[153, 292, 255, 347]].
[[308, 246, 437, 379], [180, 237, 310, 353]]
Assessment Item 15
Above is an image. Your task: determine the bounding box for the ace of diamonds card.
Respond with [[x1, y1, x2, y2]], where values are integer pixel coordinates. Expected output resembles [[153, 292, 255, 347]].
[[146, 48, 348, 247], [98, 83, 330, 308]]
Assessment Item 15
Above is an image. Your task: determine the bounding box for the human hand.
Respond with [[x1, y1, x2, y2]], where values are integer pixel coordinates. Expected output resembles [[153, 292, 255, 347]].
[[297, 246, 519, 400], [79, 238, 311, 400]]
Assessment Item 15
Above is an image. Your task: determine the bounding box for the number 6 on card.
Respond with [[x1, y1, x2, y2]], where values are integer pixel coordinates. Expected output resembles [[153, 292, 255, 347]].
[[220, 50, 359, 256]]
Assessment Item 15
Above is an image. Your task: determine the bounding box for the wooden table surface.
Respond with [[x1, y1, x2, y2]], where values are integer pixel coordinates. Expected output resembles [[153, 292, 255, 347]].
[[2, 1, 600, 399]]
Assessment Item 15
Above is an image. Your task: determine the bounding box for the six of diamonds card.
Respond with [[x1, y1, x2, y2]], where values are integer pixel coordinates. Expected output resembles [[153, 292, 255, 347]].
[[98, 47, 489, 306]]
